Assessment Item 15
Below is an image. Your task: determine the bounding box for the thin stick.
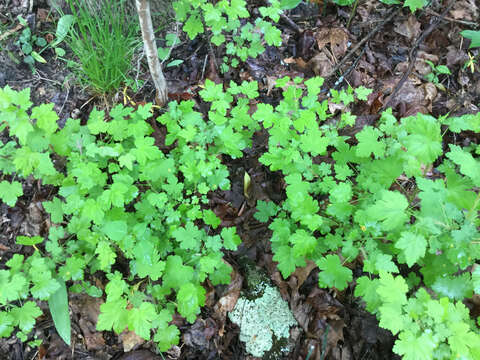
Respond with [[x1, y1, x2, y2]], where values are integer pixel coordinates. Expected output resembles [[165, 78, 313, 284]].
[[346, 0, 360, 30], [280, 13, 301, 34], [381, 1, 455, 111]]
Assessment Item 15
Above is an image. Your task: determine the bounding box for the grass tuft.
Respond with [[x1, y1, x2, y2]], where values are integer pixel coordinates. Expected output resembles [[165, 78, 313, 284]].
[[63, 0, 140, 94]]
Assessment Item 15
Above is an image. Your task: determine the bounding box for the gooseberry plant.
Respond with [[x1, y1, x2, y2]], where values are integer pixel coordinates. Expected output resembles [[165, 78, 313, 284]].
[[1, 76, 480, 359], [0, 81, 256, 350], [253, 76, 480, 359], [173, 0, 286, 72]]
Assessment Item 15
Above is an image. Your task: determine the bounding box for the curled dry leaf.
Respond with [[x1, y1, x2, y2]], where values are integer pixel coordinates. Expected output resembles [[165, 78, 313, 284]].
[[393, 15, 421, 40], [315, 28, 349, 58], [214, 264, 243, 336], [423, 82, 438, 110], [291, 260, 317, 292], [308, 51, 333, 77], [449, 0, 478, 21], [120, 331, 145, 352], [70, 294, 105, 351]]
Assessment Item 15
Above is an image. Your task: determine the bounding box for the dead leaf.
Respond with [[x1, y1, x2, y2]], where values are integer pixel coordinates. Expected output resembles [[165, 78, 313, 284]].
[[283, 57, 297, 64], [116, 350, 162, 360], [291, 260, 317, 291], [214, 265, 243, 336], [394, 15, 421, 40], [183, 318, 217, 348], [308, 52, 333, 77], [423, 82, 438, 110], [315, 28, 349, 58], [120, 331, 145, 352]]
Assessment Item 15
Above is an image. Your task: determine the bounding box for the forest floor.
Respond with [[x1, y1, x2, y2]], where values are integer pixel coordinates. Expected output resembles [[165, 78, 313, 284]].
[[0, 0, 479, 359]]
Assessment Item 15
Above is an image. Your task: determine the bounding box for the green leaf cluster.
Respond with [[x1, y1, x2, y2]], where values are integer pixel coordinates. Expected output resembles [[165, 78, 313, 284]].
[[251, 76, 480, 358], [0, 84, 247, 350], [173, 0, 283, 71], [2, 75, 480, 358]]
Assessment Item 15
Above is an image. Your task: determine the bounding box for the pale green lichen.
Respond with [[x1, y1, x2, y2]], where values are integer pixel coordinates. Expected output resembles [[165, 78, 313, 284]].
[[228, 285, 297, 358]]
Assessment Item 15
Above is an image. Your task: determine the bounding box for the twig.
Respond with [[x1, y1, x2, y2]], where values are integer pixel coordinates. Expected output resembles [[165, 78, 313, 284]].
[[346, 0, 360, 30], [381, 1, 456, 111], [0, 23, 23, 42], [425, 8, 479, 28], [333, 45, 367, 90], [201, 54, 208, 81], [280, 13, 301, 34], [328, 6, 401, 80]]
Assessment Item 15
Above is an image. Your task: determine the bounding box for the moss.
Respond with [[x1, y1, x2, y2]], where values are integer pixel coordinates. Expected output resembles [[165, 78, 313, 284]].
[[228, 284, 297, 358]]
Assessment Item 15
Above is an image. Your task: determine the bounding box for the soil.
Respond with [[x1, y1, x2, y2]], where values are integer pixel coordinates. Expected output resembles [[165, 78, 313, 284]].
[[0, 0, 479, 359]]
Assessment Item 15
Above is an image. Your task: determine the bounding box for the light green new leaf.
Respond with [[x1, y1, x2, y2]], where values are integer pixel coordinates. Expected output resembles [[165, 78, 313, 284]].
[[461, 30, 480, 48], [432, 273, 473, 300], [51, 14, 74, 47], [446, 145, 480, 187], [273, 245, 306, 279], [403, 0, 426, 12], [0, 180, 23, 207], [0, 312, 14, 337], [177, 283, 205, 323], [31, 103, 58, 135], [154, 324, 180, 351], [377, 272, 408, 306], [183, 15, 203, 40], [221, 227, 241, 251], [127, 302, 156, 340], [316, 254, 352, 291], [97, 298, 128, 333], [254, 200, 278, 222], [355, 126, 385, 158], [16, 235, 43, 246], [366, 190, 408, 231], [48, 279, 71, 345], [10, 301, 42, 333], [102, 221, 127, 242], [393, 331, 436, 359], [395, 231, 427, 267]]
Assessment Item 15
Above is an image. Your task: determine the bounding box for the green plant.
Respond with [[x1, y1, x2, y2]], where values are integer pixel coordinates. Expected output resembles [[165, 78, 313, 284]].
[[424, 60, 451, 85], [172, 0, 285, 72], [13, 14, 73, 70], [0, 79, 258, 350], [251, 75, 480, 359], [461, 30, 480, 49], [15, 15, 48, 67], [1, 75, 480, 359], [61, 0, 140, 93], [157, 32, 184, 68]]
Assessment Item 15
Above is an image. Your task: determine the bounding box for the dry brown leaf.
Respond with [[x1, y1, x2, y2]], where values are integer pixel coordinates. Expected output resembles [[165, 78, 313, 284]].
[[214, 264, 243, 336], [394, 15, 421, 40], [446, 45, 468, 67], [423, 82, 438, 110], [308, 52, 333, 77], [315, 28, 349, 58], [291, 260, 317, 291], [120, 331, 145, 352]]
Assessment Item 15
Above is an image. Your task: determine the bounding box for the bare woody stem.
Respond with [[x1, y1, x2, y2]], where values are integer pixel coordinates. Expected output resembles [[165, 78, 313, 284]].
[[135, 0, 168, 106]]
